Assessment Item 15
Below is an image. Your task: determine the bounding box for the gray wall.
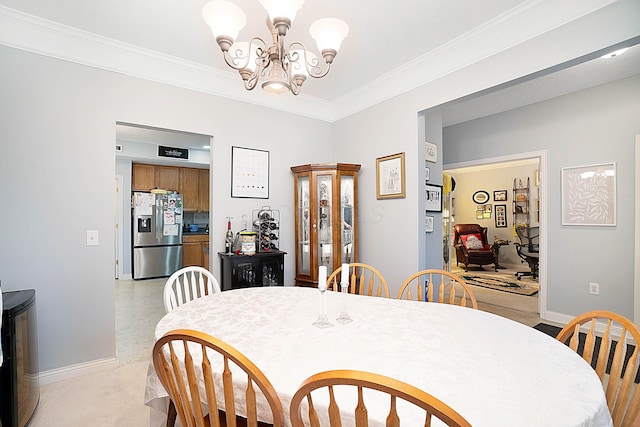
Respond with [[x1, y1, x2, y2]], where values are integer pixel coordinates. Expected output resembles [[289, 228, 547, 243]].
[[443, 75, 640, 318], [0, 0, 637, 374], [0, 44, 331, 372]]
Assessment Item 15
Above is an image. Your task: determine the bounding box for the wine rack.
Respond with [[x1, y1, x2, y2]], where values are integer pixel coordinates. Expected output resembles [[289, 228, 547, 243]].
[[252, 206, 280, 252]]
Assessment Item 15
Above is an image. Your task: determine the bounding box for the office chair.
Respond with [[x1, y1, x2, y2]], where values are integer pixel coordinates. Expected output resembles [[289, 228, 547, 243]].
[[515, 225, 539, 280]]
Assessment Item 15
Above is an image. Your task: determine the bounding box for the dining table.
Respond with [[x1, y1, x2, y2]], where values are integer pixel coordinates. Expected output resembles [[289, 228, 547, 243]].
[[144, 286, 613, 427]]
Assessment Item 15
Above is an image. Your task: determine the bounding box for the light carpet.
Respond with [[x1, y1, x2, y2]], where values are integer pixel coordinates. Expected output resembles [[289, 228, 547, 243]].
[[461, 274, 538, 296]]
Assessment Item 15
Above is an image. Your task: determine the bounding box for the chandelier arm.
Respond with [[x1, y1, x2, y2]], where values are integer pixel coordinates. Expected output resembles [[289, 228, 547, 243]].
[[287, 42, 331, 79], [221, 37, 269, 71]]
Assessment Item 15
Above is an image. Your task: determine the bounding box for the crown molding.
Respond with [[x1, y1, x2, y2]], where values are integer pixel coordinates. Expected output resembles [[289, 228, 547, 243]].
[[0, 1, 621, 123], [0, 5, 334, 122]]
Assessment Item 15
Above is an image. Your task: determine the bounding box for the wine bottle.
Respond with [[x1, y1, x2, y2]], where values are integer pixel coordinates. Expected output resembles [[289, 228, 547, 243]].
[[225, 217, 233, 253]]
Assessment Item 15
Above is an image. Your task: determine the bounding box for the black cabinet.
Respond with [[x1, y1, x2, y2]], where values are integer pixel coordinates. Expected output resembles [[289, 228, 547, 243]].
[[1, 289, 39, 427], [218, 251, 286, 291]]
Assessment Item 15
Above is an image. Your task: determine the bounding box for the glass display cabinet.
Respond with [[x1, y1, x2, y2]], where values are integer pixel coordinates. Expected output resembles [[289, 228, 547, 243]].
[[291, 163, 361, 287]]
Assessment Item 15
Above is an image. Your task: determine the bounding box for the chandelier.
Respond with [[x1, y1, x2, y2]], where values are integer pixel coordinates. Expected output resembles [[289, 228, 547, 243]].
[[202, 0, 349, 95]]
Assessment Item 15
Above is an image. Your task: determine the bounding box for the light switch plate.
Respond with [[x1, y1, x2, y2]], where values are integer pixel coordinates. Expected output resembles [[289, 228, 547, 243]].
[[86, 230, 99, 246]]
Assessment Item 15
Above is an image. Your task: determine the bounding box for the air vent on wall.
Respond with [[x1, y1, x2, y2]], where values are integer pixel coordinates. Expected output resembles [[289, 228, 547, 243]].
[[115, 144, 123, 152]]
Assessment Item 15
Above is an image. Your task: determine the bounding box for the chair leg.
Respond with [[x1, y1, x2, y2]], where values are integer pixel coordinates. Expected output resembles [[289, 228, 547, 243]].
[[166, 399, 177, 427]]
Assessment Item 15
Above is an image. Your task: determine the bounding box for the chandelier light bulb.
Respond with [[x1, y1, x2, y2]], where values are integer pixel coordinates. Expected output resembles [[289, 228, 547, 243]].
[[202, 0, 247, 49], [259, 0, 305, 24], [310, 18, 349, 53]]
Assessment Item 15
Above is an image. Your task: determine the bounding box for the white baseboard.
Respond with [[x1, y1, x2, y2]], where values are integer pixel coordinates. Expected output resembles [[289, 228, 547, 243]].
[[39, 357, 119, 386]]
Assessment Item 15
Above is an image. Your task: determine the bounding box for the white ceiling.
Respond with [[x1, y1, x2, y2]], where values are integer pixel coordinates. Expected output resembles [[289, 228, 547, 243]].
[[1, 0, 638, 127]]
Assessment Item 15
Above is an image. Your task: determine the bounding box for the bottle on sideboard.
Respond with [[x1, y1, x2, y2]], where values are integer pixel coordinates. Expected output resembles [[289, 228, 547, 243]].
[[225, 217, 233, 253]]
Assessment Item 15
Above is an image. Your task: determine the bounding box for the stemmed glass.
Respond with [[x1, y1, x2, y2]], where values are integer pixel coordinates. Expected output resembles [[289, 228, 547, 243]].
[[336, 263, 353, 324], [313, 266, 333, 328]]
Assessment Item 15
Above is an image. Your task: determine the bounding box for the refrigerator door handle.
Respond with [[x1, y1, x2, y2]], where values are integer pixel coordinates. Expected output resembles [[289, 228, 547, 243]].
[[156, 196, 163, 242]]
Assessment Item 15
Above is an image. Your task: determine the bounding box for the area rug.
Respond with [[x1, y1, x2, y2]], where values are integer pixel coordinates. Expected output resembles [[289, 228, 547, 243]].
[[534, 323, 640, 383], [460, 274, 538, 296]]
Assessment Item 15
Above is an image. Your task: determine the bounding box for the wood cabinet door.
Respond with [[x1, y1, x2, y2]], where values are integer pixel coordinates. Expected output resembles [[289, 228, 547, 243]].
[[199, 169, 210, 212], [132, 164, 155, 191], [202, 243, 209, 270], [155, 166, 179, 191], [179, 168, 200, 211], [182, 242, 202, 267]]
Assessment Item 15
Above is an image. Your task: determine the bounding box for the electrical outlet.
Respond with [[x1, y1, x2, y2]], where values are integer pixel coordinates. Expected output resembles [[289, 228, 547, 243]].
[[589, 282, 600, 295]]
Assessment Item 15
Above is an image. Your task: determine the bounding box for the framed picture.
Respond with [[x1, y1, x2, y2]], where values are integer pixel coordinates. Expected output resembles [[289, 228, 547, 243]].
[[493, 190, 507, 201], [425, 165, 430, 182], [425, 141, 437, 163], [425, 184, 443, 212], [472, 190, 490, 204], [376, 152, 406, 199], [425, 215, 434, 233], [495, 204, 507, 228], [231, 146, 269, 198], [561, 162, 616, 226]]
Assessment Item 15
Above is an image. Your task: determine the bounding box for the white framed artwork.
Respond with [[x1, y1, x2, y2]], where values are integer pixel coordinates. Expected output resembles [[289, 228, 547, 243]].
[[425, 141, 437, 163], [561, 162, 616, 226]]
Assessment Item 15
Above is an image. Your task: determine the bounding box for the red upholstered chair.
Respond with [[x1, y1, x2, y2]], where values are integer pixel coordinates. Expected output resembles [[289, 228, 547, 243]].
[[453, 224, 496, 272]]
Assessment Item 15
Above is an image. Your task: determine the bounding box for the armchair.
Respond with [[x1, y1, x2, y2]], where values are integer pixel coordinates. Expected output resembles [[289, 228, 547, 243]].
[[453, 224, 496, 272]]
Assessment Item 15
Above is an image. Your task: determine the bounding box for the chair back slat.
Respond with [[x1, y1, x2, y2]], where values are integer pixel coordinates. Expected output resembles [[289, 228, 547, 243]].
[[326, 263, 389, 298], [164, 267, 221, 312], [556, 310, 640, 427], [153, 329, 284, 427], [398, 270, 477, 309], [290, 370, 471, 427]]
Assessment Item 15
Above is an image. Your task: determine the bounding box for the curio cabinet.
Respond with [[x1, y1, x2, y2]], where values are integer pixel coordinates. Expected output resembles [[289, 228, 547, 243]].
[[291, 163, 360, 287]]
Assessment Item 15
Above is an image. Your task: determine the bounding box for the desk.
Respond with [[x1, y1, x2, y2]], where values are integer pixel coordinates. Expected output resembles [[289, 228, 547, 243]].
[[145, 287, 612, 427]]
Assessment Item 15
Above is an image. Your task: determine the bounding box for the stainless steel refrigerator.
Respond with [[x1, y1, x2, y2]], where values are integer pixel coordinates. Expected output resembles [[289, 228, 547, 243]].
[[132, 192, 183, 279]]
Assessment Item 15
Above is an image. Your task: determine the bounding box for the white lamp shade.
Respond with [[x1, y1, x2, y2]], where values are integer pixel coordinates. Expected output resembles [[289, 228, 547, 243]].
[[290, 49, 317, 77], [202, 0, 247, 41], [310, 18, 349, 52], [229, 41, 259, 71], [259, 0, 305, 23]]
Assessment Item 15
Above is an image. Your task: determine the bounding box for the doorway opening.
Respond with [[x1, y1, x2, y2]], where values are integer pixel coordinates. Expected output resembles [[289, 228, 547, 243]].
[[444, 151, 547, 318]]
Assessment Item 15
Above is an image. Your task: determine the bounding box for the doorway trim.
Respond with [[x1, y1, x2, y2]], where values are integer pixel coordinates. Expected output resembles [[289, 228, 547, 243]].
[[444, 150, 548, 319], [635, 134, 639, 323], [115, 175, 124, 280]]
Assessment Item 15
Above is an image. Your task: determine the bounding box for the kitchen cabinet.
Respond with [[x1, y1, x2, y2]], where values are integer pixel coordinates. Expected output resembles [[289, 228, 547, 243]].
[[132, 164, 210, 212], [182, 234, 209, 268], [179, 167, 200, 211], [132, 164, 156, 191], [218, 251, 286, 291], [290, 163, 360, 287], [199, 169, 210, 212], [155, 166, 179, 191]]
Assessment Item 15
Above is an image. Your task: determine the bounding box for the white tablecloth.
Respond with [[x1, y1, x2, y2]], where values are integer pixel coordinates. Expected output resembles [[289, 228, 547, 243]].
[[144, 286, 612, 427]]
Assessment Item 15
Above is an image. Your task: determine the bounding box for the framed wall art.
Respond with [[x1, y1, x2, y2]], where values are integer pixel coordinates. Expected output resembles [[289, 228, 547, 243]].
[[561, 162, 616, 226], [425, 215, 434, 233], [425, 165, 430, 182], [376, 152, 406, 199], [493, 190, 507, 201], [472, 190, 490, 204], [425, 141, 437, 163], [495, 204, 507, 228], [425, 184, 443, 212], [231, 146, 269, 198]]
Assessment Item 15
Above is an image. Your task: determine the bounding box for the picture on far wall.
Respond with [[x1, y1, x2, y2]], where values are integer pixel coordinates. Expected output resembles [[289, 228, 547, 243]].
[[493, 190, 507, 201], [561, 162, 616, 226], [495, 204, 507, 227], [425, 184, 443, 212], [425, 215, 434, 233], [425, 141, 437, 163]]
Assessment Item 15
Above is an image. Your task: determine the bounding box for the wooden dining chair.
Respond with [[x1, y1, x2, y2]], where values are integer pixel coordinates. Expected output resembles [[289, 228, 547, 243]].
[[326, 263, 389, 298], [397, 269, 478, 309], [152, 329, 284, 427], [163, 266, 221, 313], [289, 369, 471, 427], [556, 310, 640, 427]]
